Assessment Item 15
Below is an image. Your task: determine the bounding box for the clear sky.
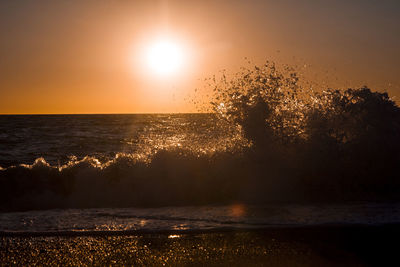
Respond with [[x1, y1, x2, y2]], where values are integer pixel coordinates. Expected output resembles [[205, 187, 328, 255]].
[[1, 0, 399, 114]]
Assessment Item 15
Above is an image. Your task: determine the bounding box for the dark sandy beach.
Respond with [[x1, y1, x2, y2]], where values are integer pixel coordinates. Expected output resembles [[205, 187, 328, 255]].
[[1, 225, 398, 266]]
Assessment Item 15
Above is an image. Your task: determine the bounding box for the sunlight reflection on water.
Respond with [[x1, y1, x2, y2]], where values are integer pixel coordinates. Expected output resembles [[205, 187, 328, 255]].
[[1, 203, 400, 233], [168, 235, 181, 239]]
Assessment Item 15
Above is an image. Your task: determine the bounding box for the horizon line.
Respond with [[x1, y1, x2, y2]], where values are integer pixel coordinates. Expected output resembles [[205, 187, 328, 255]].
[[0, 112, 211, 116]]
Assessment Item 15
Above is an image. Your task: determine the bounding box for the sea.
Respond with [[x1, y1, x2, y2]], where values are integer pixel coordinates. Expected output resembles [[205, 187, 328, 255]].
[[0, 114, 399, 235]]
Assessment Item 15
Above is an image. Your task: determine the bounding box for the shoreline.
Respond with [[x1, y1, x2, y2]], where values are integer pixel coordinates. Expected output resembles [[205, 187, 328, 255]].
[[1, 224, 398, 266], [1, 223, 399, 237]]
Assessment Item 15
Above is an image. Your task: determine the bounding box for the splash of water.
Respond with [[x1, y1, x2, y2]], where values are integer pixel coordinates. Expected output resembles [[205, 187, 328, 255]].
[[1, 62, 400, 211]]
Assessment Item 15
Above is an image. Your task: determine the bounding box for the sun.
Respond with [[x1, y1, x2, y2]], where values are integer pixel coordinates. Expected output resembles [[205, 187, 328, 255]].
[[145, 39, 185, 76]]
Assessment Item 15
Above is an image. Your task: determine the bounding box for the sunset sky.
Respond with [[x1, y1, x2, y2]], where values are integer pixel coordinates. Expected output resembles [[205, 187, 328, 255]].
[[1, 0, 399, 114]]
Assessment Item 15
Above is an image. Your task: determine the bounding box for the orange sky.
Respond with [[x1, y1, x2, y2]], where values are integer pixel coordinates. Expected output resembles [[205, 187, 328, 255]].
[[1, 0, 399, 114]]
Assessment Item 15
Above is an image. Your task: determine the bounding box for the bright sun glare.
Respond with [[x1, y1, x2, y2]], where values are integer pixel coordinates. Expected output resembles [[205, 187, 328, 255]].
[[145, 40, 185, 76]]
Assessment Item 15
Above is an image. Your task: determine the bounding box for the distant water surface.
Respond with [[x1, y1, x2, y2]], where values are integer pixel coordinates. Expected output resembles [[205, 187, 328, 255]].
[[0, 114, 231, 167]]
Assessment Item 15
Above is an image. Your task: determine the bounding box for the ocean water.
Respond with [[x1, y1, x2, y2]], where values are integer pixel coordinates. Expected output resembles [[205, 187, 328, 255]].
[[0, 114, 233, 167], [1, 203, 400, 234], [1, 114, 399, 233]]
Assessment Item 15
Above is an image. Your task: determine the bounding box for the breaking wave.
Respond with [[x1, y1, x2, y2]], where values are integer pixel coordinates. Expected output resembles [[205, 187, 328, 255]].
[[1, 62, 400, 211]]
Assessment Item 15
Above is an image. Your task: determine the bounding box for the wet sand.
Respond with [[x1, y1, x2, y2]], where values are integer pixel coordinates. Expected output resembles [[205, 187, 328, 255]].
[[1, 225, 398, 266]]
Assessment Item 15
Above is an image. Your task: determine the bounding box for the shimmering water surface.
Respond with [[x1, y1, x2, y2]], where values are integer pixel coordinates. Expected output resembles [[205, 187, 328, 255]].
[[0, 114, 235, 167], [1, 203, 400, 234]]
